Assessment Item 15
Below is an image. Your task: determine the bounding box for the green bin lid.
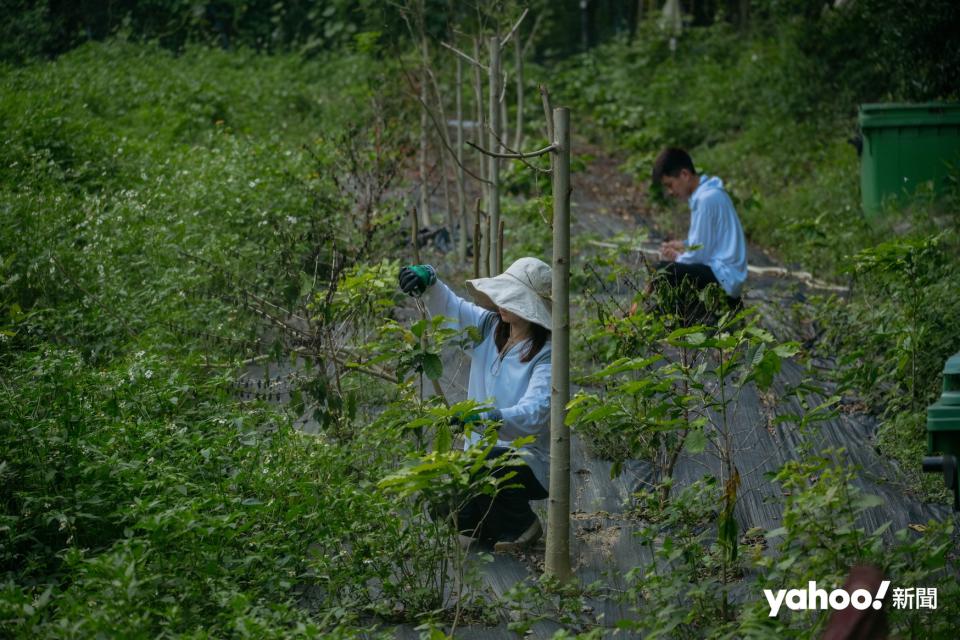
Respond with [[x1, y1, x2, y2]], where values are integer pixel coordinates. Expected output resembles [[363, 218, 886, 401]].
[[945, 352, 960, 376], [937, 351, 960, 407], [859, 103, 960, 129]]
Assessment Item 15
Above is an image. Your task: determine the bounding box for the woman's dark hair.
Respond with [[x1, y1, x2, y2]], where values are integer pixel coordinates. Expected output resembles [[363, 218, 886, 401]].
[[494, 318, 550, 363], [652, 147, 696, 183]]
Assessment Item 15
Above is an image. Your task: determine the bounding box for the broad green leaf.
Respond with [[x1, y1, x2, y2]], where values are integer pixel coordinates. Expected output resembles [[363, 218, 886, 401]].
[[410, 319, 426, 339], [856, 494, 884, 510], [685, 429, 707, 454], [435, 423, 452, 453], [422, 353, 443, 380], [581, 404, 619, 423]]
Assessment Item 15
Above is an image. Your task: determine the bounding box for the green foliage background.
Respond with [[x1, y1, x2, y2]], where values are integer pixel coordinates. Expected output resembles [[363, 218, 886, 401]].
[[1, 0, 959, 637]]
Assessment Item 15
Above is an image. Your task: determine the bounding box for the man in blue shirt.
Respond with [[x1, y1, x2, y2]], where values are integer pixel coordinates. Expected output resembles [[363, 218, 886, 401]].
[[650, 147, 747, 322]]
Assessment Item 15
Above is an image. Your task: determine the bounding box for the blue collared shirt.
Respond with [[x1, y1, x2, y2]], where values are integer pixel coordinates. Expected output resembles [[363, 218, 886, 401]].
[[676, 174, 748, 297]]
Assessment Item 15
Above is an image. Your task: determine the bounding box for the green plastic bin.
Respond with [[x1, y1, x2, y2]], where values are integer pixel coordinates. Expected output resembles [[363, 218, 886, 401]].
[[923, 351, 960, 511], [859, 103, 960, 216]]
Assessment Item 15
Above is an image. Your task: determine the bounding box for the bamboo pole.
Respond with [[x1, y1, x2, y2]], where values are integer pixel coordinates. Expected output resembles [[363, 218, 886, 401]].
[[545, 107, 571, 582], [488, 36, 502, 274], [456, 56, 468, 262]]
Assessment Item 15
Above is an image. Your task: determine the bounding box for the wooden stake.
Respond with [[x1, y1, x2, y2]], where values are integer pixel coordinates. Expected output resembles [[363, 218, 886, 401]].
[[545, 107, 571, 582]]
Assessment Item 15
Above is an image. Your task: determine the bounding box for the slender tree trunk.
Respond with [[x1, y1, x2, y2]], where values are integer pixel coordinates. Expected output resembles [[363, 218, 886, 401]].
[[488, 36, 501, 274], [498, 220, 504, 270], [411, 206, 421, 264], [419, 36, 431, 228], [439, 124, 453, 236], [500, 53, 509, 153], [485, 210, 491, 276], [473, 213, 480, 278], [423, 44, 453, 239], [473, 37, 488, 274], [545, 107, 571, 582], [456, 56, 467, 261], [513, 36, 524, 152]]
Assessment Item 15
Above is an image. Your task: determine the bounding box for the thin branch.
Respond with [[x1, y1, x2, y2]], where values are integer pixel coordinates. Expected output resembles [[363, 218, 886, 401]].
[[472, 125, 553, 175], [466, 139, 556, 159], [176, 248, 309, 324], [540, 84, 554, 142], [441, 41, 487, 70], [500, 8, 529, 48], [521, 11, 543, 57], [414, 297, 449, 407], [333, 353, 398, 383], [400, 69, 493, 186]]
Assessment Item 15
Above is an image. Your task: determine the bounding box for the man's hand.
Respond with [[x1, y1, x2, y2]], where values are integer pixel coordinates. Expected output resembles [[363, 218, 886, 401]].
[[658, 239, 684, 261]]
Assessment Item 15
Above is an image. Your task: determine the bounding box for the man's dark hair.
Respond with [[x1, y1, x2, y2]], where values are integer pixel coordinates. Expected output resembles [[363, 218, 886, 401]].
[[652, 147, 696, 183]]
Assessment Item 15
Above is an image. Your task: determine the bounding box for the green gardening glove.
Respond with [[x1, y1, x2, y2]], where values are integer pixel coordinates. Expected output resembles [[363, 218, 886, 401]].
[[398, 264, 437, 297]]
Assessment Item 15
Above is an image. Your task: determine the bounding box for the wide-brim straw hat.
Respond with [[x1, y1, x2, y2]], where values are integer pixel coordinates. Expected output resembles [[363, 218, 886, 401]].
[[465, 257, 552, 330]]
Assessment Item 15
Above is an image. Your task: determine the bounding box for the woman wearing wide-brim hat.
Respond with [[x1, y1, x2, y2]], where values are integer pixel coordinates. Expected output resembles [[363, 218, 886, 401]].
[[398, 257, 552, 552]]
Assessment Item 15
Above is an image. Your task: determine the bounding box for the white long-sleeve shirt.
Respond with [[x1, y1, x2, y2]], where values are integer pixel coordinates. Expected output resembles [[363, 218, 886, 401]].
[[425, 280, 551, 489], [676, 175, 748, 297]]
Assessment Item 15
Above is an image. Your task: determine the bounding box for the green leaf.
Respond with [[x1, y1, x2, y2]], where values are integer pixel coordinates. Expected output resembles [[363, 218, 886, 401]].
[[773, 342, 801, 358], [410, 319, 426, 339], [856, 494, 884, 510], [685, 429, 707, 454], [581, 404, 619, 423], [422, 353, 443, 380], [435, 423, 452, 453], [465, 325, 482, 344], [610, 459, 623, 478]]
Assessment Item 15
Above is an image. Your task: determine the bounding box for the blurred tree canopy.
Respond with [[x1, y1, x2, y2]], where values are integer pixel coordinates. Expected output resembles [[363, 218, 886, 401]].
[[1, 1, 957, 103]]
